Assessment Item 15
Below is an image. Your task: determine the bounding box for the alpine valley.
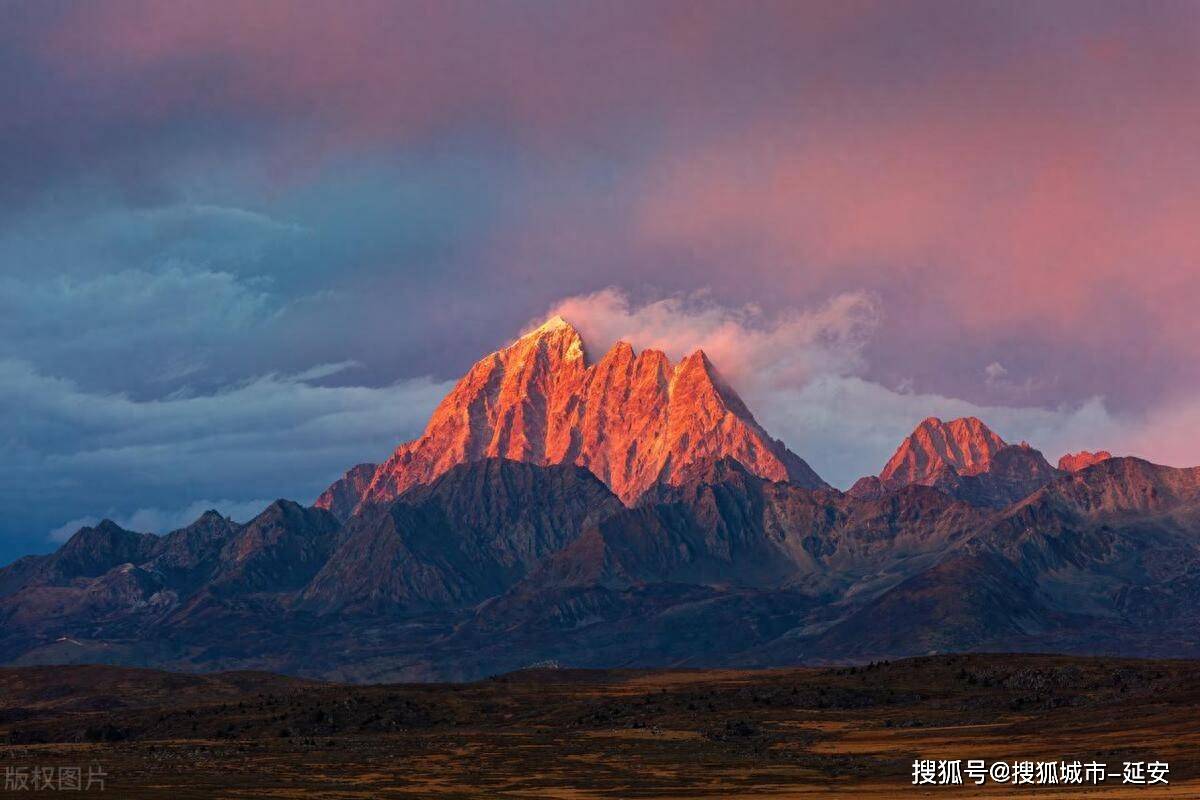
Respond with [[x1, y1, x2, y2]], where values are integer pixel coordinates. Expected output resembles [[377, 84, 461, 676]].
[[4, 318, 1198, 682]]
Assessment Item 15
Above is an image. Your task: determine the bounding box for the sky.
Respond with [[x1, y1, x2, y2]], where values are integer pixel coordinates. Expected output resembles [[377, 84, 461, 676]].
[[4, 1, 1200, 562]]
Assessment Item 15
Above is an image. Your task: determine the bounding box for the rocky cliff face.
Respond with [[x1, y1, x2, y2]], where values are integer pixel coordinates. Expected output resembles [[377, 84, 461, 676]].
[[355, 316, 825, 509], [1058, 450, 1113, 473], [314, 463, 378, 522]]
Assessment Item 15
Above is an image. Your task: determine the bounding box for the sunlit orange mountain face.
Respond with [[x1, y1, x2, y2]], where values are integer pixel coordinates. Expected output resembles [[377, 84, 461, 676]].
[[5, 317, 1200, 681], [1058, 450, 1114, 473], [318, 316, 825, 518]]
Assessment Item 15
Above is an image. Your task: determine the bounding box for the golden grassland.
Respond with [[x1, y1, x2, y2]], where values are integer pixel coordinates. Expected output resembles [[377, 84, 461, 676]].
[[2, 654, 1198, 798]]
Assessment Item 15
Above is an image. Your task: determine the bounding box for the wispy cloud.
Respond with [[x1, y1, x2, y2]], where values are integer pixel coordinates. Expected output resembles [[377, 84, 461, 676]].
[[546, 287, 879, 391]]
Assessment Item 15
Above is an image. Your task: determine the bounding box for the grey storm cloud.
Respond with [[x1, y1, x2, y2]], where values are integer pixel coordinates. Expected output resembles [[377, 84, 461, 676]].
[[0, 355, 449, 560]]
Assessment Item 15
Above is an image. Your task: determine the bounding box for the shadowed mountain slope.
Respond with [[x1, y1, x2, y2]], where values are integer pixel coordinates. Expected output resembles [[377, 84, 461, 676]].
[[6, 453, 1200, 680], [314, 463, 378, 522], [301, 459, 623, 614], [802, 458, 1200, 661]]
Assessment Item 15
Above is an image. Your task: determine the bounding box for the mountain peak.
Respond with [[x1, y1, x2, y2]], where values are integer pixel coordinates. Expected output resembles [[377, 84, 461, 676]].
[[521, 314, 580, 343], [51, 520, 160, 581], [673, 348, 715, 381], [355, 320, 826, 508], [862, 416, 1062, 507], [1058, 450, 1113, 473], [314, 462, 379, 522], [916, 415, 994, 438], [881, 416, 1008, 486], [598, 340, 636, 365], [511, 314, 585, 363], [532, 314, 571, 333]]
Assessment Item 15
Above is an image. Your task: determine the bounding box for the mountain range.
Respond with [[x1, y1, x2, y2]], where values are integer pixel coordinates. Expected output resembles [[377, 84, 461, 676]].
[[5, 317, 1195, 682]]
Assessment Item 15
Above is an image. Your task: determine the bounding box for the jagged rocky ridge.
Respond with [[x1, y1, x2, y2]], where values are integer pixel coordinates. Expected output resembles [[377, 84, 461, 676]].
[[1058, 450, 1114, 473], [317, 316, 825, 516], [2, 319, 1195, 680], [849, 416, 1064, 508]]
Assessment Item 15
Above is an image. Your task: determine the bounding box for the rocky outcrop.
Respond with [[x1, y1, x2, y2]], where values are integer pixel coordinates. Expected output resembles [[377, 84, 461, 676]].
[[314, 463, 378, 522], [1058, 450, 1113, 473]]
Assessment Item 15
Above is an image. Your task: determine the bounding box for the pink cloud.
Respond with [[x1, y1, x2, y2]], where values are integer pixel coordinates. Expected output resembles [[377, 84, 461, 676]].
[[637, 92, 1200, 339], [624, 35, 1200, 412], [28, 1, 953, 154], [543, 287, 879, 393]]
